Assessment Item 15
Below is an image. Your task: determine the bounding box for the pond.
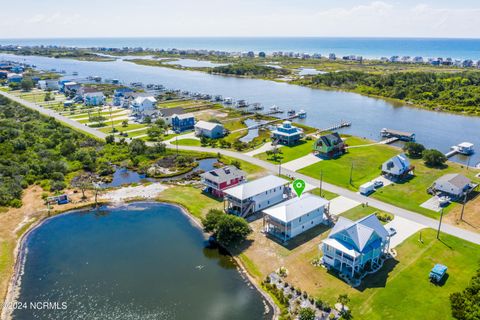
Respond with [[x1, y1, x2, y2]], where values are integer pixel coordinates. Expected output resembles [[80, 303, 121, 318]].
[[12, 202, 270, 320], [240, 119, 267, 143], [164, 59, 227, 68], [101, 158, 219, 188], [297, 68, 327, 76]]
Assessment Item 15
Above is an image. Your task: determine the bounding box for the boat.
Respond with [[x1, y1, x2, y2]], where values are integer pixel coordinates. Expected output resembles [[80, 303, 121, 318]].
[[236, 100, 248, 108], [287, 109, 295, 115], [298, 110, 307, 118], [224, 97, 233, 105], [72, 71, 78, 76], [453, 142, 474, 155], [251, 103, 263, 110], [214, 95, 223, 102]]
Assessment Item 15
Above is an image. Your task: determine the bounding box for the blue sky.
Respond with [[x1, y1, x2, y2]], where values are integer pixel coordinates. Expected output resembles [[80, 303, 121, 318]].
[[1, 0, 479, 38]]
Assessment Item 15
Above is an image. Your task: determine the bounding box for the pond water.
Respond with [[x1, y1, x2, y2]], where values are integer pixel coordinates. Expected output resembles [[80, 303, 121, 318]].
[[297, 68, 327, 76], [164, 59, 227, 68], [101, 158, 218, 188], [1, 53, 479, 166], [240, 119, 267, 143], [12, 202, 270, 320]]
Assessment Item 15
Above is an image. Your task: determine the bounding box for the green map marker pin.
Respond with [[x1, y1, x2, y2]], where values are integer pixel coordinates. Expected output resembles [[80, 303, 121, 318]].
[[292, 179, 306, 197]]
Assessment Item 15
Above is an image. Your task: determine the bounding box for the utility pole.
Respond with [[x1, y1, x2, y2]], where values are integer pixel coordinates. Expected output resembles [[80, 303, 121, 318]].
[[349, 162, 354, 185], [109, 105, 114, 133], [437, 208, 444, 240], [176, 136, 179, 156], [319, 170, 323, 196], [460, 192, 468, 221], [278, 159, 282, 176]]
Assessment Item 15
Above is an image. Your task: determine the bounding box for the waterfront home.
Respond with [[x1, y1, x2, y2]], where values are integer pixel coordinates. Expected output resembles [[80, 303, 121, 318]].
[[271, 121, 303, 146], [224, 175, 290, 217], [382, 154, 413, 179], [84, 91, 105, 106], [63, 81, 80, 95], [194, 120, 225, 139], [321, 214, 390, 279], [313, 132, 346, 158], [159, 107, 185, 125], [37, 79, 59, 91], [0, 70, 7, 79], [130, 96, 157, 117], [430, 174, 474, 199], [113, 87, 134, 106], [171, 113, 195, 133], [263, 193, 329, 242], [7, 73, 22, 83], [200, 165, 246, 198]]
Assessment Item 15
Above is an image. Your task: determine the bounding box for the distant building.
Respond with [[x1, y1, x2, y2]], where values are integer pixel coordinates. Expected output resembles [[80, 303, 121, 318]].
[[194, 120, 225, 139], [224, 175, 290, 217], [321, 214, 391, 279], [63, 81, 80, 95], [7, 73, 22, 83], [158, 107, 185, 125], [382, 154, 413, 179], [37, 79, 59, 91], [130, 96, 157, 116], [313, 132, 346, 158], [328, 53, 336, 60], [113, 87, 134, 106], [263, 193, 329, 242], [271, 121, 303, 146], [84, 91, 105, 106], [171, 113, 195, 132], [431, 174, 474, 199], [0, 70, 7, 79], [201, 165, 246, 198]]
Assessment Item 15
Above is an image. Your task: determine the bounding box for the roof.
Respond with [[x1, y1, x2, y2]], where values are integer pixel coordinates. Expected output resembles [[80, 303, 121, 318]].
[[173, 113, 195, 120], [383, 154, 410, 172], [84, 91, 104, 97], [431, 264, 448, 275], [263, 193, 329, 223], [328, 214, 389, 253], [458, 142, 474, 148], [195, 120, 224, 131], [200, 165, 245, 183], [323, 238, 360, 258], [435, 173, 471, 189], [318, 132, 343, 146], [223, 175, 289, 200], [159, 107, 184, 117], [64, 81, 78, 86], [134, 96, 156, 104]]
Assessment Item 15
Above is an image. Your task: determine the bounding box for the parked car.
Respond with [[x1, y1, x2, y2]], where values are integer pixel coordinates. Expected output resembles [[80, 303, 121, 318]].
[[374, 180, 384, 188]]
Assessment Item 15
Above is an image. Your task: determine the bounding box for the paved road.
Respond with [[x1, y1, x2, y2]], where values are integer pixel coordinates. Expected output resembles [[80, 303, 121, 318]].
[[3, 89, 480, 245]]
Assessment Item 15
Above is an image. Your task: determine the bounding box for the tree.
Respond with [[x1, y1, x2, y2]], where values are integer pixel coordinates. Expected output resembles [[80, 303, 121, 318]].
[[403, 142, 425, 158], [231, 160, 241, 169], [20, 77, 34, 91], [121, 120, 128, 127], [44, 92, 54, 101], [298, 308, 316, 320], [147, 126, 165, 141], [129, 139, 146, 157], [339, 309, 353, 320], [266, 146, 283, 161], [422, 149, 447, 167], [105, 135, 115, 144], [450, 267, 480, 320], [143, 115, 152, 124], [71, 173, 95, 200], [337, 294, 350, 311], [203, 209, 252, 247]]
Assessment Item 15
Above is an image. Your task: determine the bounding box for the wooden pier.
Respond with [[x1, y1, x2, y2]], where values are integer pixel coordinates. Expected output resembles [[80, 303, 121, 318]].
[[380, 128, 415, 141], [445, 142, 475, 158], [317, 121, 352, 134]]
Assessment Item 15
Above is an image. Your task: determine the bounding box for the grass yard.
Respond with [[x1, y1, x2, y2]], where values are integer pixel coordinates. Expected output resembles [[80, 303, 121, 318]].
[[255, 140, 315, 163], [373, 159, 480, 219], [173, 138, 201, 146], [156, 186, 223, 219], [0, 240, 14, 302], [310, 188, 338, 200], [220, 155, 267, 179], [298, 136, 400, 191]]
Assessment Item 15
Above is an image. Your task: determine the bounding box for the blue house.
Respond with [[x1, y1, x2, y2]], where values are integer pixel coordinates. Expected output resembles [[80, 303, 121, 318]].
[[172, 113, 195, 133], [271, 121, 303, 146], [113, 87, 134, 106], [321, 214, 391, 280]]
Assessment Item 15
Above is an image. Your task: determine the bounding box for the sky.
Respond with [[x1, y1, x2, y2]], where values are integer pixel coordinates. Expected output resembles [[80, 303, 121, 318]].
[[1, 0, 480, 38]]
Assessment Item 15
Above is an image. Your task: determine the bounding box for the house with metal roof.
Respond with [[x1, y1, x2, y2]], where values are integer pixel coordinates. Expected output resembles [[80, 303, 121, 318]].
[[84, 91, 105, 106], [382, 154, 413, 179], [172, 113, 195, 133], [223, 175, 290, 217], [431, 173, 474, 198], [201, 165, 246, 198], [271, 121, 304, 146], [130, 96, 157, 117], [195, 120, 225, 139], [313, 132, 346, 158], [263, 193, 329, 242], [321, 214, 390, 279]]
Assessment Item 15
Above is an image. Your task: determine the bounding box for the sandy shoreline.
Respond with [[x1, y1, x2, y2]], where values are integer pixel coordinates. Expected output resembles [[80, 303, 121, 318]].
[[1, 197, 279, 320]]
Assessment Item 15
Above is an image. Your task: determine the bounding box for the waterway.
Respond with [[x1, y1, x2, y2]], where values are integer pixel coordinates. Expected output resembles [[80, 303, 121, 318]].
[[12, 202, 270, 320], [1, 53, 479, 165]]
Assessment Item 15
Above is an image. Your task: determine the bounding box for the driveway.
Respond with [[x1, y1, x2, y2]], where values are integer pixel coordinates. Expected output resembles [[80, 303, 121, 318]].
[[328, 196, 360, 216], [282, 153, 322, 172], [385, 216, 426, 248]]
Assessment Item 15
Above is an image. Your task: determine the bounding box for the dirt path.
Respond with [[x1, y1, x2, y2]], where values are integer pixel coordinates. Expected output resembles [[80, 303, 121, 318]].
[[445, 194, 480, 232]]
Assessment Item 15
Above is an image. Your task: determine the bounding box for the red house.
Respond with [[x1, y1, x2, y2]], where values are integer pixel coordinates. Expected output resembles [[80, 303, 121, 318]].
[[201, 166, 246, 198]]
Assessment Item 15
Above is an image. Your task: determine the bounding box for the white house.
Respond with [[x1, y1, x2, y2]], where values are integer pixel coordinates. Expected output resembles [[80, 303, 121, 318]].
[[130, 96, 157, 116], [382, 154, 412, 178], [159, 107, 184, 125], [224, 175, 290, 217], [38, 79, 59, 91], [84, 91, 105, 106], [263, 193, 329, 242], [194, 120, 225, 139], [431, 174, 473, 198]]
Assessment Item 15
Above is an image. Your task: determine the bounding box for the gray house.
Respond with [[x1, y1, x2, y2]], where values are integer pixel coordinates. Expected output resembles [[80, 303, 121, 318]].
[[431, 174, 474, 198], [194, 120, 225, 139]]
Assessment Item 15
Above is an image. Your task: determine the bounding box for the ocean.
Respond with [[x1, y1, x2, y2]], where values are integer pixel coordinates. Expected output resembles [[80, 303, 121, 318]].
[[1, 37, 480, 60]]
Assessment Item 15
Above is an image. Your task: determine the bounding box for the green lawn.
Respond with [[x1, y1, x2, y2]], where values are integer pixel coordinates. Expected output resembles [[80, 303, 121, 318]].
[[310, 188, 338, 200], [372, 159, 480, 219], [174, 138, 201, 146], [351, 229, 480, 319], [298, 137, 400, 190], [255, 140, 315, 163]]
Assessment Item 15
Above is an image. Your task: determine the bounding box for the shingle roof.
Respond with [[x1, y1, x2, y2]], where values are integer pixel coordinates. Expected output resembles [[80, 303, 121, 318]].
[[435, 173, 471, 189], [159, 107, 184, 117], [200, 165, 245, 183], [263, 193, 329, 223], [223, 175, 289, 200]]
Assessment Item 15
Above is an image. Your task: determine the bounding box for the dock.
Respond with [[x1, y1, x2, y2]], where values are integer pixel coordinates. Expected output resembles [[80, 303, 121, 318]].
[[317, 121, 352, 134], [445, 142, 475, 158], [380, 128, 415, 141]]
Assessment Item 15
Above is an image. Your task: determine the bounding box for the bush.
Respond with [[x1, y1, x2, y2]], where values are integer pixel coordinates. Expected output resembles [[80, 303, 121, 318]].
[[422, 149, 447, 167], [298, 307, 316, 320], [403, 142, 425, 158], [203, 209, 252, 247]]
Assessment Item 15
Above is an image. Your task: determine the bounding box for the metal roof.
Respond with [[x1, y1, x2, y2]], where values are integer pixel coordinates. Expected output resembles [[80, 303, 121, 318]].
[[263, 193, 329, 223], [195, 120, 224, 131], [223, 175, 289, 200]]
